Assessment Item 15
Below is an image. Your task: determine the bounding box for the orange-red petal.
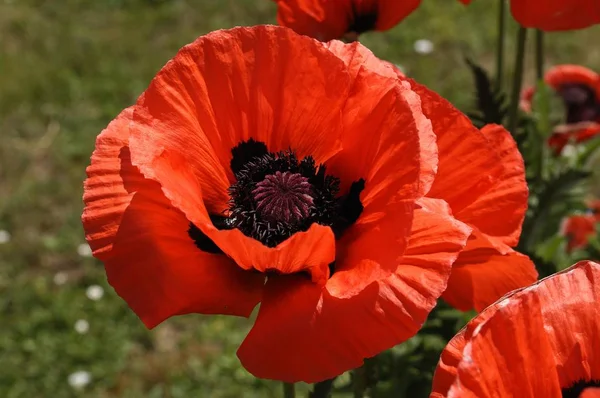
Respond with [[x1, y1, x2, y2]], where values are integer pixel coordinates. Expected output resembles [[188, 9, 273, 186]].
[[510, 0, 600, 31], [442, 231, 538, 312], [324, 69, 432, 296], [373, 0, 422, 31], [561, 214, 597, 252], [455, 124, 528, 248], [275, 0, 352, 41], [549, 122, 600, 153], [82, 108, 264, 328], [545, 64, 600, 94], [237, 197, 471, 383], [433, 260, 600, 397]]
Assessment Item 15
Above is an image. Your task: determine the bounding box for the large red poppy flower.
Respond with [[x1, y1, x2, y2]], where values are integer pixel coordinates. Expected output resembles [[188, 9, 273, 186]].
[[273, 0, 421, 41], [561, 214, 598, 253], [82, 25, 477, 383], [459, 0, 600, 31], [521, 65, 600, 153], [431, 260, 600, 398], [326, 41, 538, 312]]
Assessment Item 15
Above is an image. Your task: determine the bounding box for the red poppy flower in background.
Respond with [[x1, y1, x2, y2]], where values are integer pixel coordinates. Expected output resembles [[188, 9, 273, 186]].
[[273, 0, 422, 41], [326, 41, 538, 312], [561, 214, 598, 252], [431, 260, 600, 398], [82, 25, 479, 383], [521, 65, 600, 153], [458, 0, 600, 31]]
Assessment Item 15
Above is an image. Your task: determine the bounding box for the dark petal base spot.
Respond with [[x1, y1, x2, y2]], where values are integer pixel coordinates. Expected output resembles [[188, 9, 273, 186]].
[[562, 379, 600, 398], [348, 5, 378, 35], [187, 215, 229, 254], [230, 138, 268, 175]]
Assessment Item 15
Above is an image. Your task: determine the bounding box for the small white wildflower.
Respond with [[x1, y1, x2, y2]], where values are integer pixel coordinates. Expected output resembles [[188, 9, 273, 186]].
[[86, 285, 104, 301], [77, 243, 92, 257], [0, 230, 11, 244], [68, 370, 91, 389], [53, 272, 68, 286], [414, 39, 434, 54], [74, 319, 89, 334]]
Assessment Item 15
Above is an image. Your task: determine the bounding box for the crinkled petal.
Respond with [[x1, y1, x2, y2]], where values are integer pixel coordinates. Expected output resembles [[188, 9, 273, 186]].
[[82, 108, 264, 328], [442, 231, 538, 312], [434, 261, 600, 397], [237, 197, 470, 383]]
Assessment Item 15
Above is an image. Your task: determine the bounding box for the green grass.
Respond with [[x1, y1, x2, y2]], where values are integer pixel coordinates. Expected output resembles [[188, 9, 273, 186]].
[[1, 1, 599, 396]]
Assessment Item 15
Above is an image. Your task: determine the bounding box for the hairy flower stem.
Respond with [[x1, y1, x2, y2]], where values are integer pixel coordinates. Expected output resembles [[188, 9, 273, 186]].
[[283, 382, 296, 398], [508, 26, 528, 134], [495, 0, 507, 89]]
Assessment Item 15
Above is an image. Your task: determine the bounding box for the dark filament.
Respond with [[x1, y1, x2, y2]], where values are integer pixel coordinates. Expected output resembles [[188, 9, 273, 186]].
[[188, 139, 365, 251]]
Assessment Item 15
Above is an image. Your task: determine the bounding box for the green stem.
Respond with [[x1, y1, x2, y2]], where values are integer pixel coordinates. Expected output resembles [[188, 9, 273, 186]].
[[353, 366, 367, 398], [508, 26, 528, 134], [310, 378, 335, 398], [283, 382, 296, 398], [495, 0, 507, 89], [535, 29, 544, 80]]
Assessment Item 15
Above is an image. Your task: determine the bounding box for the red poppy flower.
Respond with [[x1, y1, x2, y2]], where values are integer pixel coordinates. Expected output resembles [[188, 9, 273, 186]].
[[82, 25, 480, 383], [521, 65, 600, 153], [561, 214, 598, 252], [273, 0, 422, 41], [431, 260, 600, 398], [326, 41, 538, 312], [458, 0, 600, 31]]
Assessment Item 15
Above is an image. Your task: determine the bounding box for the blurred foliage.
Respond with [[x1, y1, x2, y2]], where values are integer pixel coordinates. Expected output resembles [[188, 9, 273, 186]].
[[1, 0, 600, 397]]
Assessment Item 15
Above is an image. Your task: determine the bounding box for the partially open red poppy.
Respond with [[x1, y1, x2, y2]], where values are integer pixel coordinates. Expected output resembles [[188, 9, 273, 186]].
[[521, 65, 600, 153], [274, 0, 422, 41], [562, 215, 598, 252], [431, 260, 600, 398], [459, 0, 600, 31], [326, 41, 538, 312]]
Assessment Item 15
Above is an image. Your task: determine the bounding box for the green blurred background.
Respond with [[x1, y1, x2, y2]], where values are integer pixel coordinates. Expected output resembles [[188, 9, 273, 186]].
[[1, 1, 599, 397]]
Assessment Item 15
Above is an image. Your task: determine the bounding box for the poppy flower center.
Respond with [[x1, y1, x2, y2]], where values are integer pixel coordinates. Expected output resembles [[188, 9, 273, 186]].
[[188, 139, 365, 251], [252, 171, 314, 224], [558, 84, 600, 124], [562, 380, 600, 398], [348, 11, 378, 34]]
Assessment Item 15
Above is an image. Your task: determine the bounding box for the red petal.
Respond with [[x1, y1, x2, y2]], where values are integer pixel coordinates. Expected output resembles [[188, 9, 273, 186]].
[[275, 0, 352, 41], [545, 64, 599, 92], [455, 124, 528, 248], [323, 65, 432, 295], [373, 0, 422, 31], [561, 214, 597, 252], [442, 232, 538, 312], [237, 197, 470, 383], [325, 41, 437, 196], [434, 261, 600, 397], [82, 108, 264, 328], [511, 0, 600, 31], [410, 81, 505, 221]]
